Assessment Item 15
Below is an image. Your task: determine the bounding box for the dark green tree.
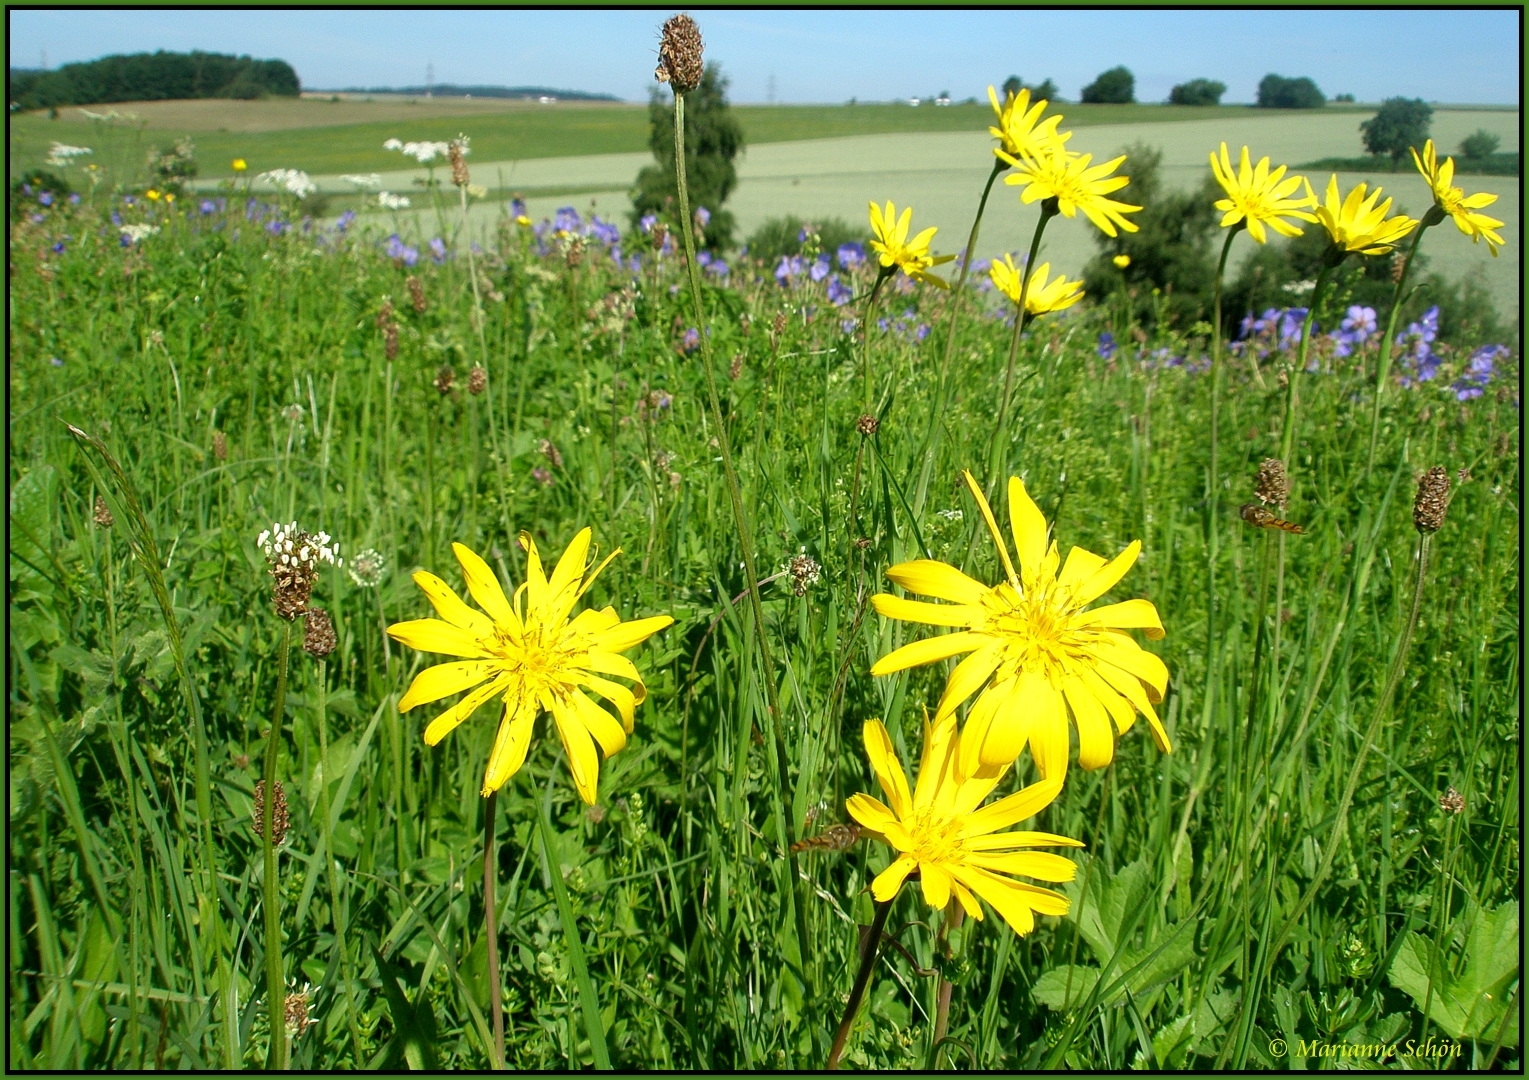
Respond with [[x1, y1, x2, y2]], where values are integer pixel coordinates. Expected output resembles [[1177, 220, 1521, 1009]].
[[1169, 78, 1226, 106], [1359, 97, 1433, 167], [1459, 129, 1501, 161], [1256, 74, 1325, 109], [630, 63, 743, 249], [8, 50, 299, 110], [1081, 66, 1135, 104], [1002, 75, 1023, 99]]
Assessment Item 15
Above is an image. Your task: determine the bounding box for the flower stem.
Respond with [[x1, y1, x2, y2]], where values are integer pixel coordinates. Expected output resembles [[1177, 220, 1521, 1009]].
[[262, 619, 292, 1071], [482, 790, 505, 1069], [827, 897, 893, 1070], [1366, 223, 1431, 476], [913, 158, 1006, 518], [1279, 263, 1336, 471], [927, 900, 964, 1067], [671, 89, 814, 1026], [986, 201, 1056, 488], [1207, 226, 1241, 676]]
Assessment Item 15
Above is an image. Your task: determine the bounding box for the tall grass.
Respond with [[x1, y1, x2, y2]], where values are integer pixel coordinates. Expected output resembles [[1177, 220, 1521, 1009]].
[[7, 162, 1519, 1069]]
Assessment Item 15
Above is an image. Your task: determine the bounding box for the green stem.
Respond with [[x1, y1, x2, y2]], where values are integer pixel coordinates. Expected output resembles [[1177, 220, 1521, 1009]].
[[263, 619, 292, 1070], [1366, 222, 1432, 476], [986, 201, 1056, 487], [314, 659, 365, 1063], [1278, 262, 1337, 471], [671, 90, 814, 1011], [1207, 225, 1241, 676], [537, 806, 610, 1069], [914, 159, 1007, 518], [483, 790, 505, 1069], [826, 898, 893, 1069]]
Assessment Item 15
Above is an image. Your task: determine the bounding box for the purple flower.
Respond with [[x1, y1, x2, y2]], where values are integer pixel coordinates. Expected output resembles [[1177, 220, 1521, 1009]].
[[1340, 305, 1377, 340], [1329, 330, 1356, 358], [69, 193, 81, 205], [38, 191, 54, 207], [385, 233, 420, 266], [199, 199, 218, 215], [892, 274, 916, 295], [693, 206, 711, 227], [554, 206, 582, 233], [797, 224, 813, 243], [429, 237, 448, 264], [841, 318, 859, 335], [809, 255, 831, 282], [51, 240, 66, 254], [266, 219, 288, 236], [1097, 331, 1117, 360], [774, 254, 803, 284], [511, 197, 528, 219], [1452, 343, 1508, 400], [639, 213, 658, 234], [837, 242, 865, 269], [696, 249, 712, 266], [914, 323, 931, 341], [122, 194, 135, 205], [679, 327, 702, 355], [50, 356, 64, 367], [627, 253, 643, 273], [531, 467, 553, 486], [826, 275, 853, 306], [29, 213, 45, 224], [335, 210, 357, 232], [704, 258, 729, 278], [588, 216, 620, 246], [1278, 308, 1309, 345]]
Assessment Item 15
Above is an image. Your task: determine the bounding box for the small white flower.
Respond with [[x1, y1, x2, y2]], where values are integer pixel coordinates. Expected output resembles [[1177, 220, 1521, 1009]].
[[119, 223, 160, 244], [378, 191, 411, 210], [46, 142, 92, 166], [340, 173, 382, 189], [383, 138, 404, 151], [256, 168, 317, 199]]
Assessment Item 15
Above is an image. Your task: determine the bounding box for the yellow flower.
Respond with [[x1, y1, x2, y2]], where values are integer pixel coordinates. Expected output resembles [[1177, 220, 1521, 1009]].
[[1208, 143, 1317, 244], [1313, 175, 1418, 257], [1000, 144, 1142, 237], [1112, 254, 1131, 269], [847, 710, 1080, 936], [871, 471, 1170, 780], [164, 193, 175, 203], [145, 189, 161, 201], [987, 85, 1070, 164], [989, 257, 1084, 317], [868, 200, 956, 288], [387, 532, 673, 802], [1411, 140, 1505, 257], [515, 214, 532, 227], [232, 158, 248, 172]]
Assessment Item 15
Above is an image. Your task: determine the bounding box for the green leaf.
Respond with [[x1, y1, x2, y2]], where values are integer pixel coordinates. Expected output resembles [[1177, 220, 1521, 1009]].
[[1387, 900, 1519, 1045], [369, 942, 440, 1070]]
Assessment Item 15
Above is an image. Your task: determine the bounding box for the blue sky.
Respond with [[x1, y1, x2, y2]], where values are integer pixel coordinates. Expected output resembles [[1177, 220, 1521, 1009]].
[[8, 8, 1521, 106]]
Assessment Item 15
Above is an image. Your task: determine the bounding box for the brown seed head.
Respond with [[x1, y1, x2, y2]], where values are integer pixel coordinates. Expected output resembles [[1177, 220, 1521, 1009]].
[[468, 365, 488, 395], [738, 312, 752, 337], [376, 297, 395, 330], [212, 429, 228, 461], [1390, 251, 1407, 283], [1254, 458, 1290, 509], [853, 537, 873, 551], [303, 607, 337, 659], [449, 140, 470, 188], [772, 310, 789, 339], [406, 275, 427, 314], [787, 553, 822, 597], [283, 986, 315, 1038], [1439, 786, 1465, 815], [656, 14, 705, 92], [435, 364, 456, 395], [728, 353, 744, 381], [650, 222, 668, 251], [93, 494, 114, 529], [253, 779, 290, 845], [259, 522, 338, 620], [537, 439, 563, 468], [564, 235, 586, 268], [857, 414, 880, 437], [1413, 465, 1450, 533]]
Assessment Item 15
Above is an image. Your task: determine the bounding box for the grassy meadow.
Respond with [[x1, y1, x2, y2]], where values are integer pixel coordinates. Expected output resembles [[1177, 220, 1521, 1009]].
[[8, 85, 1523, 1073]]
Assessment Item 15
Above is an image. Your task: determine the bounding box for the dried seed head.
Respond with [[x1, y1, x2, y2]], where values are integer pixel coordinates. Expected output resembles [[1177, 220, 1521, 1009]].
[[656, 14, 705, 92], [212, 429, 228, 461], [856, 414, 880, 437], [258, 521, 340, 619], [650, 222, 667, 251], [739, 312, 752, 337], [468, 365, 488, 395], [435, 364, 456, 395], [853, 537, 872, 551], [303, 607, 336, 659], [1455, 465, 1471, 485], [376, 297, 395, 329], [1439, 786, 1465, 815], [564, 235, 585, 268], [1413, 465, 1450, 533], [93, 494, 114, 529], [1254, 458, 1290, 509], [253, 779, 290, 845], [383, 323, 398, 360], [283, 984, 315, 1038], [1390, 251, 1407, 283], [1277, 369, 1289, 389], [537, 439, 563, 468], [406, 275, 427, 314], [728, 353, 744, 381], [449, 140, 470, 188], [772, 310, 789, 339], [787, 553, 822, 597]]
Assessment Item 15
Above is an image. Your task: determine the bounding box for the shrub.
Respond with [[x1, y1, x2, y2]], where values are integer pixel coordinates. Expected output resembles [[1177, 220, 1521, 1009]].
[[743, 215, 868, 266], [146, 136, 197, 196], [1256, 74, 1325, 109], [1360, 97, 1433, 167], [630, 64, 743, 250], [1169, 79, 1226, 106], [1001, 75, 1059, 102], [1080, 66, 1135, 105], [1459, 129, 1502, 161]]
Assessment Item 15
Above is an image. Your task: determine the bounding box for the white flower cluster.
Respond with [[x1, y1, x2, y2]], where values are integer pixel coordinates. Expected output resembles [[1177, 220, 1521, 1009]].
[[377, 191, 412, 210], [119, 223, 160, 244], [340, 173, 382, 189], [258, 521, 343, 568], [46, 142, 92, 166], [382, 138, 459, 164], [257, 169, 317, 199]]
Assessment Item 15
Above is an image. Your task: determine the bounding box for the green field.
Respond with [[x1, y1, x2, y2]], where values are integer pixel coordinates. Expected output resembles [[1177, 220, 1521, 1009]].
[[8, 81, 1521, 1071]]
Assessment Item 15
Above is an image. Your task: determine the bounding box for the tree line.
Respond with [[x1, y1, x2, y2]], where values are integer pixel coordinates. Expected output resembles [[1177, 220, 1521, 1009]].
[[8, 50, 300, 111]]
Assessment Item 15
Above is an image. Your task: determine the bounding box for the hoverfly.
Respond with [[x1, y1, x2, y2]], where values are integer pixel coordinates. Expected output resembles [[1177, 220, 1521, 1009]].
[[789, 823, 861, 854], [1240, 503, 1305, 534]]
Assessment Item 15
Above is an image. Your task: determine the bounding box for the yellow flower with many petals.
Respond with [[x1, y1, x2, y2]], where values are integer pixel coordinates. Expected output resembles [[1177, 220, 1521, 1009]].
[[387, 531, 673, 802], [1411, 140, 1505, 257], [1208, 143, 1317, 244], [987, 85, 1070, 165], [989, 257, 1084, 317], [232, 159, 248, 173], [868, 200, 956, 288], [871, 471, 1170, 780], [1000, 145, 1141, 237], [1313, 175, 1418, 257], [847, 710, 1080, 936]]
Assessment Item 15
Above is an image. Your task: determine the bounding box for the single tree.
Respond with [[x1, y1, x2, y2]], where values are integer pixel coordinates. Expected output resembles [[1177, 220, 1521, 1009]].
[[1030, 78, 1059, 101], [1458, 129, 1501, 161], [1360, 97, 1433, 168], [1256, 74, 1325, 109], [1081, 66, 1135, 104], [630, 63, 743, 249], [1169, 78, 1226, 106], [1002, 75, 1023, 99]]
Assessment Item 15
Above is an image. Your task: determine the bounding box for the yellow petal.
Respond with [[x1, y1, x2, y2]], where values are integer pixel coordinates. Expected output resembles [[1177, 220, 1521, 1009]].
[[965, 829, 1084, 851], [1073, 662, 1137, 735], [913, 708, 959, 811], [977, 668, 1059, 771], [846, 792, 898, 834], [951, 878, 984, 920], [967, 850, 1078, 882], [452, 542, 517, 628], [871, 854, 918, 902], [411, 570, 495, 634], [862, 719, 913, 819], [480, 699, 537, 794], [884, 560, 990, 605], [570, 689, 628, 758], [584, 649, 641, 683], [869, 630, 988, 676], [1088, 633, 1170, 700], [933, 643, 1003, 723], [422, 677, 508, 746], [1072, 540, 1142, 606], [1056, 546, 1107, 594], [871, 593, 980, 628], [949, 865, 1052, 935], [387, 618, 490, 659], [1007, 477, 1049, 586], [399, 659, 497, 713], [577, 672, 639, 733], [920, 862, 953, 909], [590, 614, 674, 653], [963, 471, 1018, 585], [1062, 672, 1116, 770], [958, 679, 1013, 783], [547, 527, 593, 602], [550, 693, 602, 804], [960, 775, 1064, 837]]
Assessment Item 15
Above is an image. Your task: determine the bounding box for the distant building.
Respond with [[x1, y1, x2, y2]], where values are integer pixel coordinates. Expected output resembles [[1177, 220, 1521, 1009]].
[[538, 95, 557, 104], [935, 94, 951, 106], [907, 97, 921, 107]]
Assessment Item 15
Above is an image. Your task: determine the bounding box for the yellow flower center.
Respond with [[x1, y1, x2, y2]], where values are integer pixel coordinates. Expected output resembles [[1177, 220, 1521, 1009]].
[[906, 807, 967, 864], [487, 620, 583, 697], [981, 582, 1079, 677]]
